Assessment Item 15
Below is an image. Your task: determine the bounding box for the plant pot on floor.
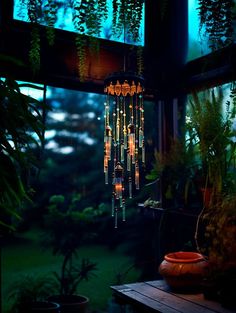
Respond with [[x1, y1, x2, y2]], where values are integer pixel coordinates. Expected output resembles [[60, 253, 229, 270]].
[[48, 295, 89, 313], [19, 301, 60, 313], [158, 251, 209, 293]]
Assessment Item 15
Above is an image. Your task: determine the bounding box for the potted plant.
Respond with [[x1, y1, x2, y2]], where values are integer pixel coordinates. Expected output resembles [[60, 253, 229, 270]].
[[158, 86, 236, 294], [7, 273, 60, 313], [42, 194, 97, 313], [198, 194, 236, 307], [145, 137, 197, 210], [187, 87, 236, 203], [187, 86, 236, 304]]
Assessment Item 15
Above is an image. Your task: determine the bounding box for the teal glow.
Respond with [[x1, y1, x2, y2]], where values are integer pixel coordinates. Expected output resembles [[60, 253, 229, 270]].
[[187, 0, 210, 61], [13, 0, 144, 46]]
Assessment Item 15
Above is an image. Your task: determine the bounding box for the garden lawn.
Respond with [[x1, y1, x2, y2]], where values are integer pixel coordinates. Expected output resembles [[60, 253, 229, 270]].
[[2, 227, 141, 312]]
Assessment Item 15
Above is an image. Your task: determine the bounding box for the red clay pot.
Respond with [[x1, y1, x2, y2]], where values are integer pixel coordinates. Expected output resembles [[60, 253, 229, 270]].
[[159, 251, 209, 292]]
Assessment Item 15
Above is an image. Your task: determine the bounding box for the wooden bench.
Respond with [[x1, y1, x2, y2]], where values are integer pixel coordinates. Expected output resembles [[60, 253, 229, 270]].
[[111, 280, 235, 313]]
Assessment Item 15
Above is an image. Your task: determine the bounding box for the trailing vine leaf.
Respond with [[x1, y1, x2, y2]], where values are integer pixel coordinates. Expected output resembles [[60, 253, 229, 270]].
[[198, 0, 234, 51], [72, 0, 109, 80], [17, 0, 144, 77], [86, 0, 101, 36], [129, 0, 144, 42], [98, 0, 108, 21], [137, 45, 144, 75], [44, 0, 58, 46], [72, 0, 86, 80], [17, 0, 28, 21], [85, 0, 101, 60], [115, 0, 126, 40], [112, 0, 119, 38], [29, 25, 41, 74], [111, 0, 144, 43], [89, 36, 100, 61], [75, 34, 87, 82], [27, 0, 42, 23], [27, 0, 42, 73]]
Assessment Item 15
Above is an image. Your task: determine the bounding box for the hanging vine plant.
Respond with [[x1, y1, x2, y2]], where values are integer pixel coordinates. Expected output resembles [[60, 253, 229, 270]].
[[27, 0, 42, 73], [112, 0, 144, 43], [44, 0, 57, 46], [71, 0, 107, 81], [16, 0, 145, 80], [137, 45, 144, 75], [198, 0, 235, 51]]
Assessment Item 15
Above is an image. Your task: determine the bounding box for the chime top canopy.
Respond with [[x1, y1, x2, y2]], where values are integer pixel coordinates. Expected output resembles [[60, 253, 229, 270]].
[[104, 71, 145, 96]]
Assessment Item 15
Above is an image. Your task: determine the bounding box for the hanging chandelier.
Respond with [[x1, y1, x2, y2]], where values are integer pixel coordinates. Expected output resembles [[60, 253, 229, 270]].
[[104, 71, 145, 227]]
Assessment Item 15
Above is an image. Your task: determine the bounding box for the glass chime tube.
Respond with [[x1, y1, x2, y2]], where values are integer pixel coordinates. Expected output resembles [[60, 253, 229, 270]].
[[129, 176, 132, 198], [123, 98, 127, 149], [140, 94, 145, 164], [127, 148, 131, 172], [135, 161, 139, 190], [116, 97, 120, 143], [112, 190, 115, 217], [114, 208, 118, 228], [128, 123, 135, 161], [122, 199, 126, 221], [135, 93, 139, 177], [139, 127, 144, 148], [113, 163, 123, 228], [119, 97, 124, 163], [105, 126, 112, 160], [104, 98, 112, 184], [114, 163, 123, 200], [139, 95, 144, 149]]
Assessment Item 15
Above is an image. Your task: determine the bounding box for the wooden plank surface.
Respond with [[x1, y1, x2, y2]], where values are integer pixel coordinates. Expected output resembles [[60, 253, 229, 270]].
[[115, 288, 181, 313], [111, 280, 236, 313], [146, 280, 235, 313]]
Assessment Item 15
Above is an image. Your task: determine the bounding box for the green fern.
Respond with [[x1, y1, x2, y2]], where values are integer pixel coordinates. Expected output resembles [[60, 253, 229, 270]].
[[0, 77, 46, 234]]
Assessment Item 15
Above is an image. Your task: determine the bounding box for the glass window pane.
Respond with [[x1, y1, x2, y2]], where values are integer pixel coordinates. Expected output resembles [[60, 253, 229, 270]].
[[13, 0, 144, 46], [186, 82, 236, 169], [187, 0, 210, 61], [188, 0, 236, 61]]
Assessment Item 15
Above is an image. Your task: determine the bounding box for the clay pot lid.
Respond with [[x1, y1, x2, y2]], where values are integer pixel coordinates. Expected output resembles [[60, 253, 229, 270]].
[[164, 251, 205, 263]]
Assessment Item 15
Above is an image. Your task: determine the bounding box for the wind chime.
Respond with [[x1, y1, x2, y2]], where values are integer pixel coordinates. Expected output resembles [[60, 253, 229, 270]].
[[104, 71, 145, 227]]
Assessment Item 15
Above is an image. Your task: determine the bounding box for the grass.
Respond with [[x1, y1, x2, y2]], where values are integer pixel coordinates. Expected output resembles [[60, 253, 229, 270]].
[[1, 227, 141, 313]]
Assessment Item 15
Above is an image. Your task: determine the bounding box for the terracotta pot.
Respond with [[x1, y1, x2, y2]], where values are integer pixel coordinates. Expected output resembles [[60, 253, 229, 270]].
[[48, 294, 89, 313], [159, 251, 208, 292]]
